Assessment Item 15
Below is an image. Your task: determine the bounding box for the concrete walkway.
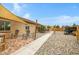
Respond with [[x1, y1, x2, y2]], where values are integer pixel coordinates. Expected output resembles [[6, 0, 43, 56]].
[[11, 31, 53, 55]]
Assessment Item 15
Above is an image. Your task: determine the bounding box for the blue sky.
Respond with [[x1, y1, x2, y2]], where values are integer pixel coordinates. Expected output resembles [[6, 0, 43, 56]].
[[2, 3, 79, 26]]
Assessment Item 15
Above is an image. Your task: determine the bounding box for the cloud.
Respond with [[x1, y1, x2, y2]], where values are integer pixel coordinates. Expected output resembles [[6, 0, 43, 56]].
[[23, 13, 31, 19], [12, 3, 31, 19], [39, 16, 79, 26], [12, 3, 28, 15], [12, 3, 22, 14]]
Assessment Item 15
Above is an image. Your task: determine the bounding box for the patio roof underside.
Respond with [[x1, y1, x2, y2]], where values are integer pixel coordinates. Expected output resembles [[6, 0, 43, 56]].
[[0, 4, 26, 24]]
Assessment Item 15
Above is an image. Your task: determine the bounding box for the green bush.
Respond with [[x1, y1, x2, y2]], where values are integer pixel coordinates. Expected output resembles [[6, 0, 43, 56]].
[[38, 25, 46, 33]]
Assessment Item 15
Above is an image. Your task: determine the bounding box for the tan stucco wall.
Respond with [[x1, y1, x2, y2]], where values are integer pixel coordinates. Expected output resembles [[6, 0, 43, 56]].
[[0, 18, 36, 35], [0, 18, 26, 35], [26, 23, 36, 33], [27, 24, 36, 34], [10, 21, 26, 35]]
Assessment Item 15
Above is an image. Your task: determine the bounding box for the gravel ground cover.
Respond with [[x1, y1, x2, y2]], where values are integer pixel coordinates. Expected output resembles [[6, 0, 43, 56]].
[[35, 31, 79, 55]]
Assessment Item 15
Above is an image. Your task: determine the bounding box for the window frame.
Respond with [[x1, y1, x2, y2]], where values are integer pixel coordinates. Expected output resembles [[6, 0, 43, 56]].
[[0, 20, 11, 32], [25, 26, 30, 30]]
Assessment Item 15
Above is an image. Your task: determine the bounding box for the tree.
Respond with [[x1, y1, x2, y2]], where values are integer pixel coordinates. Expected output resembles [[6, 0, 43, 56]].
[[56, 25, 60, 28], [38, 25, 46, 33], [47, 26, 51, 28], [72, 23, 77, 27], [53, 25, 60, 28]]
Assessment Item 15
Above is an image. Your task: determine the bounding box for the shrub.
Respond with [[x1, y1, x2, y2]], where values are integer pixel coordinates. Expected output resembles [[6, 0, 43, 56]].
[[38, 25, 46, 33]]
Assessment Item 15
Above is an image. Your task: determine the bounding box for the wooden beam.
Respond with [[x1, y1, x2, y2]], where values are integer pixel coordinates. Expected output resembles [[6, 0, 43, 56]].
[[34, 20, 38, 40]]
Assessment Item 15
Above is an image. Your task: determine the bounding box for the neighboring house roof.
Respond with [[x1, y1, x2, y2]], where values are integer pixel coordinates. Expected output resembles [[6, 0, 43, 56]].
[[0, 4, 26, 24]]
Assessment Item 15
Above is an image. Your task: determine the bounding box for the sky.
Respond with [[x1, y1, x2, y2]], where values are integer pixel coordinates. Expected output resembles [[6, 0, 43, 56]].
[[2, 3, 79, 26]]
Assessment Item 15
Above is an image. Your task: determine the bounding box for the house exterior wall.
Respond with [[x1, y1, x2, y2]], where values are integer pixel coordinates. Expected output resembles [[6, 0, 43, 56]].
[[10, 21, 26, 35], [0, 18, 26, 35], [28, 24, 36, 34], [0, 4, 39, 37], [0, 18, 36, 36]]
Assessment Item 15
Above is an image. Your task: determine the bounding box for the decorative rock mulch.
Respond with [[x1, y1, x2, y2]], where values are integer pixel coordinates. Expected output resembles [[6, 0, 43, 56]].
[[0, 32, 46, 55], [0, 38, 33, 55]]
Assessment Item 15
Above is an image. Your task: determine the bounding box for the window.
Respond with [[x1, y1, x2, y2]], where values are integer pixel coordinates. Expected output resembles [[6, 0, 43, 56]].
[[0, 21, 4, 30], [0, 20, 11, 31], [5, 21, 11, 30], [25, 26, 29, 30]]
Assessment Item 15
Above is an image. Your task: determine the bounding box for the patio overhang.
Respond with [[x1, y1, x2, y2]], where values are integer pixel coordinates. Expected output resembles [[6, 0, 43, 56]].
[[0, 4, 26, 24]]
